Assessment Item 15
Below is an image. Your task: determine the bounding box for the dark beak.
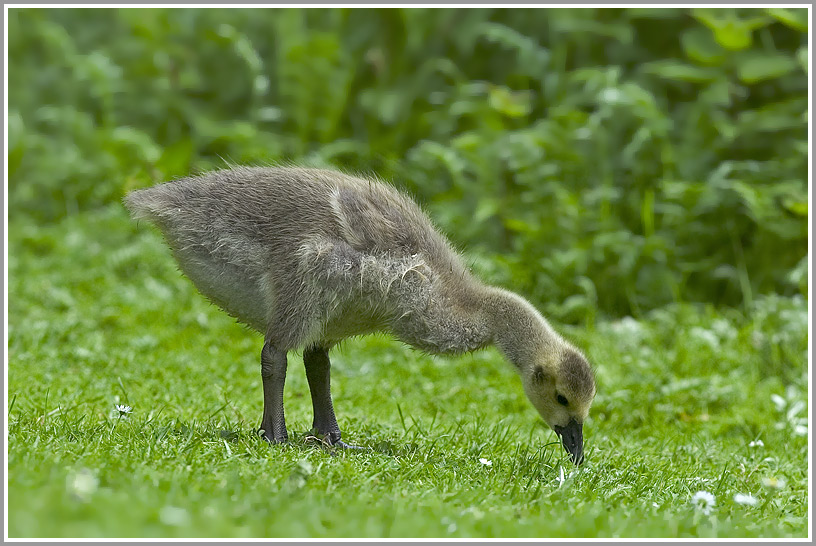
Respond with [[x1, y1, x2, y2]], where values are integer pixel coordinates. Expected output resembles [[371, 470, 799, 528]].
[[553, 418, 584, 465]]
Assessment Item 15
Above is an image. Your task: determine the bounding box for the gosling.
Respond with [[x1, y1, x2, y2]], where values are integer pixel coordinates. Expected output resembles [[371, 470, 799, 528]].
[[124, 166, 596, 464]]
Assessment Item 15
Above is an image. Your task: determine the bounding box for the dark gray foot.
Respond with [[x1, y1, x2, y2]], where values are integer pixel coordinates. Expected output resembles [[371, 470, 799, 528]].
[[259, 342, 289, 444], [258, 424, 288, 444], [304, 346, 363, 451]]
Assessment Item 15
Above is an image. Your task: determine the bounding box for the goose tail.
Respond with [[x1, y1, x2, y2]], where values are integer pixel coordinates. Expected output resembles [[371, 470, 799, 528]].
[[123, 183, 182, 223]]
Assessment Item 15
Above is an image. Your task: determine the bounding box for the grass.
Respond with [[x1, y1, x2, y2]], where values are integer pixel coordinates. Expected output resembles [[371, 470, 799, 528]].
[[6, 205, 809, 538]]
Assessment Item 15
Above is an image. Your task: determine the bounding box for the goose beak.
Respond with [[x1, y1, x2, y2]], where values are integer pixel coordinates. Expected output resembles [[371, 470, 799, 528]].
[[553, 418, 584, 465]]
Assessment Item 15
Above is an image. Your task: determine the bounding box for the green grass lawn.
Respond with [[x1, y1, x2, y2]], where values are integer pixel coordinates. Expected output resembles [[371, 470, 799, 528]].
[[7, 205, 809, 538]]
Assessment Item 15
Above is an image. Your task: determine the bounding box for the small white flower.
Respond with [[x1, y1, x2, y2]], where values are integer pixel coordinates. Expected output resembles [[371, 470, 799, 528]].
[[608, 316, 643, 338], [762, 476, 787, 490], [441, 516, 457, 533], [159, 505, 189, 526], [691, 491, 716, 515], [710, 319, 736, 341], [733, 493, 758, 506], [461, 506, 485, 520], [769, 391, 808, 434], [66, 468, 98, 501], [771, 394, 786, 411], [478, 458, 492, 466], [794, 424, 808, 436], [787, 400, 805, 421], [751, 330, 765, 349], [690, 327, 720, 349], [748, 439, 764, 447], [115, 404, 132, 417]]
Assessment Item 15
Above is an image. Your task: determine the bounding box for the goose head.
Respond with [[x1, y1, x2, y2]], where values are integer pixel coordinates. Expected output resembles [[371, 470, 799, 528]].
[[522, 349, 596, 465]]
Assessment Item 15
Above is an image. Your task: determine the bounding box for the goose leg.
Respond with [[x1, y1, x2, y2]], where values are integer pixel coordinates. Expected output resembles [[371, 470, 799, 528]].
[[259, 342, 289, 443], [304, 346, 361, 450]]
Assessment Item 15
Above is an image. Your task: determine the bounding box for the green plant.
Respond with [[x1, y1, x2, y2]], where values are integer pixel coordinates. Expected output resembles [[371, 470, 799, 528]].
[[8, 8, 807, 320]]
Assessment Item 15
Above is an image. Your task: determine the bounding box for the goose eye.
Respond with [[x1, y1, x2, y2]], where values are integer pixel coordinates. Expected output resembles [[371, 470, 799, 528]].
[[556, 394, 569, 406]]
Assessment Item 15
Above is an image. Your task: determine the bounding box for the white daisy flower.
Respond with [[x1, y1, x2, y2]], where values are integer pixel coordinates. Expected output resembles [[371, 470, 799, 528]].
[[794, 424, 808, 436], [115, 404, 132, 417], [771, 394, 786, 411], [748, 439, 764, 447], [478, 458, 492, 466], [762, 476, 787, 490], [691, 491, 716, 515], [66, 468, 98, 501], [733, 493, 758, 506]]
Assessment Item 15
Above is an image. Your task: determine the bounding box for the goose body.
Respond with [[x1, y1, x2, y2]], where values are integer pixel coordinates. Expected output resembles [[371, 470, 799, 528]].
[[125, 166, 595, 463]]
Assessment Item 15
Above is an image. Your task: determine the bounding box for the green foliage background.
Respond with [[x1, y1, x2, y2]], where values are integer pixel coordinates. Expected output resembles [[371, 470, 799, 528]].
[[8, 7, 808, 322]]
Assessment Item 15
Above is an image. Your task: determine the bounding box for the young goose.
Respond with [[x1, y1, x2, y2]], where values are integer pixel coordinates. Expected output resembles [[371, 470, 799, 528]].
[[125, 166, 596, 464]]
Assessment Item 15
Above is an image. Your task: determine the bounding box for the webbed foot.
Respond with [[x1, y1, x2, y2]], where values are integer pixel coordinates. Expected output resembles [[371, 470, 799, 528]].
[[258, 425, 288, 444]]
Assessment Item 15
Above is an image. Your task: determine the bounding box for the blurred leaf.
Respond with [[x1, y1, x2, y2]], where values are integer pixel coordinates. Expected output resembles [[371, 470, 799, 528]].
[[642, 60, 720, 83], [712, 22, 753, 51], [477, 22, 550, 75], [693, 9, 769, 51], [681, 27, 726, 65], [737, 53, 799, 83], [8, 110, 25, 177], [108, 127, 161, 165], [487, 85, 532, 118], [155, 138, 194, 179], [737, 99, 807, 132], [6, 7, 808, 318], [764, 8, 808, 33], [781, 198, 807, 217], [699, 80, 732, 107]]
